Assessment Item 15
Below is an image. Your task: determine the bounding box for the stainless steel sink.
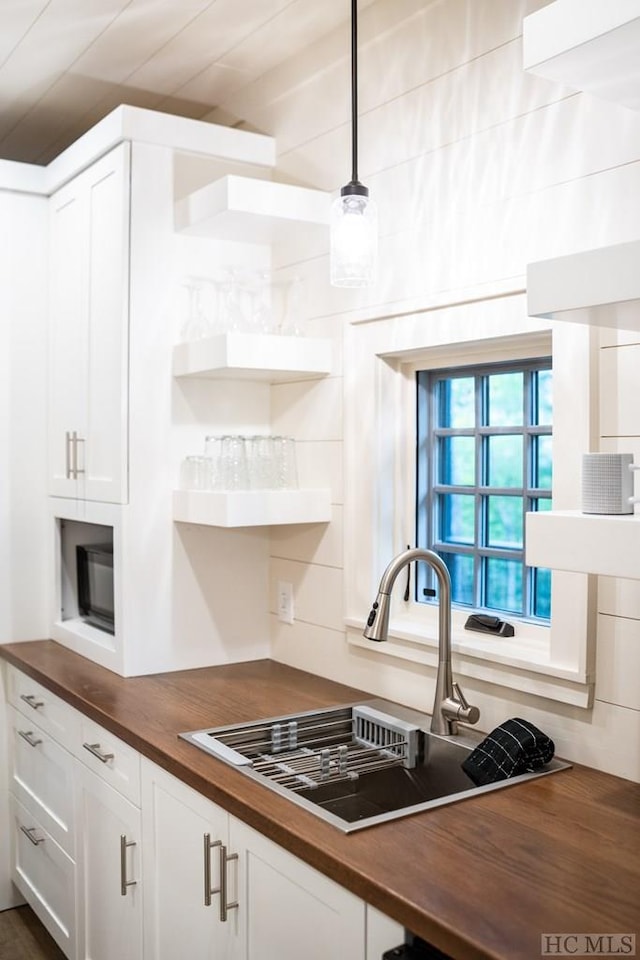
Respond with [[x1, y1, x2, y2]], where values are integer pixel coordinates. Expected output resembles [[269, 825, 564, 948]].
[[180, 700, 570, 833]]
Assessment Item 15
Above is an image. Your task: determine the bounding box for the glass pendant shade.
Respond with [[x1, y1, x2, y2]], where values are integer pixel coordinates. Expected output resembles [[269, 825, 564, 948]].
[[330, 188, 378, 288]]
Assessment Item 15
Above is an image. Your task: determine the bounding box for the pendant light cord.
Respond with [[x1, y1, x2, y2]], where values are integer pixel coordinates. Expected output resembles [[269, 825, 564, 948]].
[[350, 0, 359, 184]]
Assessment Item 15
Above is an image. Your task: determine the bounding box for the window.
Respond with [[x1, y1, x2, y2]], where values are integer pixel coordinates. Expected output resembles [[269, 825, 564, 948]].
[[344, 297, 594, 706], [416, 359, 553, 622]]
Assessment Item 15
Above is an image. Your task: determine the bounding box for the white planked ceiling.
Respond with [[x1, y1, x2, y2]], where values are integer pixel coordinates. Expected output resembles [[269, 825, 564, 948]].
[[0, 0, 370, 166]]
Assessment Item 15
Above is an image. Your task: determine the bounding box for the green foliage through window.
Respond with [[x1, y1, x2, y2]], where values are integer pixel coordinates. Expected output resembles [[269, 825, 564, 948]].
[[416, 359, 552, 622]]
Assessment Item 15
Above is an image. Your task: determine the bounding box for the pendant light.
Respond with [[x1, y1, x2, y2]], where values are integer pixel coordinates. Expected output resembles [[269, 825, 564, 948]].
[[330, 0, 377, 288]]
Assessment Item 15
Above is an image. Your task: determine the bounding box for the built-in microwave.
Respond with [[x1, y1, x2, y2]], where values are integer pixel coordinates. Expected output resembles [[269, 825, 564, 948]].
[[76, 543, 115, 634]]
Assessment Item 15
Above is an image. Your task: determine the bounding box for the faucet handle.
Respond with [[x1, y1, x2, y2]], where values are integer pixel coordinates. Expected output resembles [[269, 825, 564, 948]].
[[453, 681, 468, 709], [452, 681, 480, 725]]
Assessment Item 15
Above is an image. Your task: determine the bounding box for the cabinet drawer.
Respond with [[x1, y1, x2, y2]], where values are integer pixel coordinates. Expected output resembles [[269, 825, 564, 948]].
[[6, 664, 81, 751], [10, 794, 77, 960], [8, 704, 76, 856], [76, 715, 141, 806]]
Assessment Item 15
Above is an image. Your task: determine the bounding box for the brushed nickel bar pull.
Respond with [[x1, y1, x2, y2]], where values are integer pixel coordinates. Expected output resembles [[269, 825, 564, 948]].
[[20, 694, 44, 710], [65, 431, 73, 479], [18, 730, 42, 748], [20, 825, 44, 847], [73, 432, 85, 476], [120, 835, 137, 896], [204, 833, 216, 907], [82, 742, 114, 764], [218, 843, 238, 923]]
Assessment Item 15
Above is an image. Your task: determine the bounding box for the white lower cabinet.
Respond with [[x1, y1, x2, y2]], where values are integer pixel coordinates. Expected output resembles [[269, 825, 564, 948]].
[[5, 668, 400, 960], [75, 762, 143, 960], [141, 759, 367, 960], [230, 817, 366, 960], [141, 759, 238, 960]]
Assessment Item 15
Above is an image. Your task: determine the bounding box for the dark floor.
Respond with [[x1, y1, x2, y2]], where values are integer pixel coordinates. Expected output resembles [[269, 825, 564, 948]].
[[0, 905, 66, 960]]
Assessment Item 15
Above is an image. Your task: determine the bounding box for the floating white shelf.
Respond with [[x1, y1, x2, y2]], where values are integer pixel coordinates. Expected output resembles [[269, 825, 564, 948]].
[[174, 174, 331, 243], [173, 488, 332, 528], [526, 509, 640, 579], [172, 331, 332, 381], [523, 0, 640, 111], [527, 240, 640, 330]]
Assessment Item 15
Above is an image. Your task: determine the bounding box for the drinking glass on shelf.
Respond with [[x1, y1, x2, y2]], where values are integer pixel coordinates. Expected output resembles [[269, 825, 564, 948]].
[[272, 436, 298, 489], [204, 435, 225, 489], [220, 435, 250, 490], [180, 455, 213, 490], [246, 435, 275, 489]]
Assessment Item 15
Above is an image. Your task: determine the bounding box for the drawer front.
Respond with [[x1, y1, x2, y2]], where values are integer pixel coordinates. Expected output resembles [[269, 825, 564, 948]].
[[10, 794, 77, 960], [77, 714, 141, 806], [7, 664, 81, 751], [8, 704, 76, 856]]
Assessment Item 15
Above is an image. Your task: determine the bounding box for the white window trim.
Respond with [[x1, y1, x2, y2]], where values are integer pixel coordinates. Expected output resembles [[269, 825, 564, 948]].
[[344, 291, 596, 708]]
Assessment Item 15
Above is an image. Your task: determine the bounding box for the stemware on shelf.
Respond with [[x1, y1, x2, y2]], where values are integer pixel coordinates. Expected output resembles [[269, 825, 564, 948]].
[[180, 269, 306, 339], [180, 278, 210, 341]]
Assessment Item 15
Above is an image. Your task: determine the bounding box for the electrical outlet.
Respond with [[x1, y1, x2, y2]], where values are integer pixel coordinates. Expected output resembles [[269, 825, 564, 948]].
[[277, 580, 294, 624]]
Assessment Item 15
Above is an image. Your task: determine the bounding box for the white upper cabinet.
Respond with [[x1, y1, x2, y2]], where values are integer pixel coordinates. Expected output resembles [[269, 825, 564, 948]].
[[523, 0, 640, 111], [48, 142, 130, 504]]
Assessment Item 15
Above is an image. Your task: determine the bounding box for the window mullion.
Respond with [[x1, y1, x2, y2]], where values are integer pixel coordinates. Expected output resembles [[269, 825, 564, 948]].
[[475, 374, 485, 609], [523, 369, 533, 617]]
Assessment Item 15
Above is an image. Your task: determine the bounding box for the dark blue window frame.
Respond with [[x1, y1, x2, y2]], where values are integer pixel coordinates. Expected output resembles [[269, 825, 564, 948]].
[[416, 358, 552, 622]]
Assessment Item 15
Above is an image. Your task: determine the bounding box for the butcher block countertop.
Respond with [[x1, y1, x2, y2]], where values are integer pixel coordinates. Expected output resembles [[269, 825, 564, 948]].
[[2, 640, 639, 960]]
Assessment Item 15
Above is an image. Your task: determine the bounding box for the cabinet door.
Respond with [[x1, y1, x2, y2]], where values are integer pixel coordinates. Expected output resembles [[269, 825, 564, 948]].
[[48, 142, 130, 504], [48, 178, 89, 499], [10, 794, 77, 960], [230, 818, 365, 960], [75, 762, 142, 960], [141, 760, 238, 960]]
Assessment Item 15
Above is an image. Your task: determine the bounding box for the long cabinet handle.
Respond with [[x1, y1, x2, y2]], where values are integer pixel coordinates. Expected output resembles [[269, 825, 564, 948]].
[[203, 834, 238, 921], [20, 825, 45, 847], [20, 694, 44, 710], [120, 835, 137, 896], [82, 742, 114, 764], [72, 432, 85, 477], [18, 729, 42, 748], [204, 833, 214, 906], [65, 431, 73, 479], [65, 430, 86, 479], [218, 843, 238, 922]]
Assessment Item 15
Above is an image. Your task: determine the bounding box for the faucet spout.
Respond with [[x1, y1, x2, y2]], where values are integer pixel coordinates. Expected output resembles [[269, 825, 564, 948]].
[[363, 548, 480, 736]]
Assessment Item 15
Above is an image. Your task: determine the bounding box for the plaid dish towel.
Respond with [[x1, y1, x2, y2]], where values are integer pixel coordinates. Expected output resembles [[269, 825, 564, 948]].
[[461, 717, 555, 786]]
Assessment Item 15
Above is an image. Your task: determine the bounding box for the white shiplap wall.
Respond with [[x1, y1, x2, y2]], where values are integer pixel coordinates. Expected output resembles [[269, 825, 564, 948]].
[[0, 189, 48, 909], [211, 0, 640, 781]]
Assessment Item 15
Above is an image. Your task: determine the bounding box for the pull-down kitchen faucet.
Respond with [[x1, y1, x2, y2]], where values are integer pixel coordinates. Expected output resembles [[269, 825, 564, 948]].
[[363, 547, 480, 736]]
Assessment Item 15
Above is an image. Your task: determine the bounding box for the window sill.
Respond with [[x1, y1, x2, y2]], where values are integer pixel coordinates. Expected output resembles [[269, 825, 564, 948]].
[[345, 615, 594, 708]]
